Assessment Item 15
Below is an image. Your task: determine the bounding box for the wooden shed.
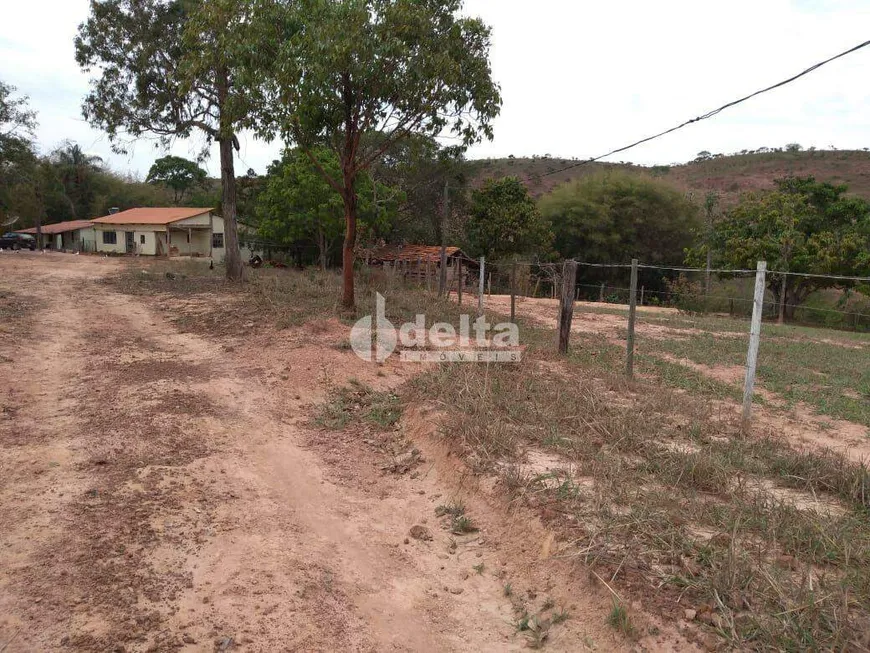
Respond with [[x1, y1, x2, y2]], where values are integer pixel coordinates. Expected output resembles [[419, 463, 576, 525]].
[[366, 244, 478, 286]]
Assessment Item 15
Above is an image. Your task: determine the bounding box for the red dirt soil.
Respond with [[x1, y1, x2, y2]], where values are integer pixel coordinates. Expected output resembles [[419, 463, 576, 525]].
[[0, 254, 698, 652]]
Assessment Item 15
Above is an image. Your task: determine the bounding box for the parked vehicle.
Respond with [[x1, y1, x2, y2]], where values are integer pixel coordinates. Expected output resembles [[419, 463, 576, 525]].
[[0, 233, 37, 250]]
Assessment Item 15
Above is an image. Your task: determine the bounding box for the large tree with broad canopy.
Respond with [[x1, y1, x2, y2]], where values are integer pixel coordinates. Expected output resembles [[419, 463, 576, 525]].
[[254, 0, 501, 308]]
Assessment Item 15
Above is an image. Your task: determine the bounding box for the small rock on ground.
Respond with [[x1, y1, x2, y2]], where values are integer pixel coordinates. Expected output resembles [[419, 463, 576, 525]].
[[409, 525, 433, 541]]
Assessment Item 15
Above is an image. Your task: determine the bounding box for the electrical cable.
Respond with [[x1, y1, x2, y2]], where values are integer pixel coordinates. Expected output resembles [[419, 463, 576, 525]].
[[535, 39, 870, 178]]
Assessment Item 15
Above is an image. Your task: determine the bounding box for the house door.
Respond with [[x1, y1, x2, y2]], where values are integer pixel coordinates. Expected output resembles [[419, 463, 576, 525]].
[[125, 231, 135, 253]]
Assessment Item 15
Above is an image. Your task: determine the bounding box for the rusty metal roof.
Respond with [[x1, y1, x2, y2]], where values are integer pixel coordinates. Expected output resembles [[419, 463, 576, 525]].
[[368, 245, 467, 263], [91, 207, 214, 226], [16, 220, 95, 235]]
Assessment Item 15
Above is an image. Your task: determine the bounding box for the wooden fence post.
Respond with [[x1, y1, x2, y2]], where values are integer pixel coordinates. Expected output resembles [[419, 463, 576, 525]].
[[510, 259, 517, 324], [778, 273, 787, 325], [438, 245, 447, 297], [599, 281, 605, 302], [742, 261, 767, 430], [457, 258, 463, 305], [426, 257, 432, 292], [626, 258, 639, 377], [558, 260, 578, 354], [640, 286, 645, 306], [478, 256, 485, 315]]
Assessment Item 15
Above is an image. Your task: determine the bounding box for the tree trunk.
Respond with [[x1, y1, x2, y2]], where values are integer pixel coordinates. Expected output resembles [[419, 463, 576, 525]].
[[773, 279, 810, 322], [219, 136, 243, 281], [215, 65, 242, 282], [785, 282, 811, 321], [317, 225, 327, 271], [341, 180, 357, 309], [437, 179, 449, 296], [778, 275, 787, 325]]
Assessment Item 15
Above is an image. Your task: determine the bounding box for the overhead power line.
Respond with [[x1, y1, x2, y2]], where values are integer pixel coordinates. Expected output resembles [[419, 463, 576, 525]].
[[539, 38, 870, 179]]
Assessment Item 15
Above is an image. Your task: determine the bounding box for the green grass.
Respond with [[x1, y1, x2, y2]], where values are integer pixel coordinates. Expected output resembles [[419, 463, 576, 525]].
[[434, 501, 479, 534], [638, 353, 743, 401], [551, 609, 569, 625], [644, 328, 869, 427], [568, 295, 869, 426], [607, 601, 636, 638]]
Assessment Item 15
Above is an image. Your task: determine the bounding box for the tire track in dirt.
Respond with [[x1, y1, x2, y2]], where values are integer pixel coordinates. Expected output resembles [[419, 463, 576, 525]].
[[0, 258, 98, 650]]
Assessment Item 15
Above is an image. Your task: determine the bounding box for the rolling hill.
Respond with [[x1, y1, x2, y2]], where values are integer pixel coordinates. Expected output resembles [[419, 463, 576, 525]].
[[466, 149, 870, 204]]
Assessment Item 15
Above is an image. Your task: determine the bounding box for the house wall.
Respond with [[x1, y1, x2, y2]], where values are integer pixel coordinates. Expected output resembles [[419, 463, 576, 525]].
[[172, 212, 212, 227], [167, 228, 210, 257], [78, 227, 97, 252], [159, 212, 213, 258], [135, 231, 158, 256], [94, 226, 126, 254], [211, 216, 225, 262], [94, 224, 165, 255], [55, 227, 98, 252], [190, 230, 210, 256], [209, 217, 266, 264]]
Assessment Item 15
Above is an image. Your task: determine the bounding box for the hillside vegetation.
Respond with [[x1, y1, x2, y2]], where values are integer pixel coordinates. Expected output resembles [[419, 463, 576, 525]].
[[467, 149, 870, 204]]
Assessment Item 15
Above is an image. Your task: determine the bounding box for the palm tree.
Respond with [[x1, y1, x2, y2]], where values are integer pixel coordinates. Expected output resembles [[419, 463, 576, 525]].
[[51, 141, 103, 218]]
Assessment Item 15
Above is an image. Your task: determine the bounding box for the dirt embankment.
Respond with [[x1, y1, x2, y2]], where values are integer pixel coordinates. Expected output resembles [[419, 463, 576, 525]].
[[0, 253, 691, 652]]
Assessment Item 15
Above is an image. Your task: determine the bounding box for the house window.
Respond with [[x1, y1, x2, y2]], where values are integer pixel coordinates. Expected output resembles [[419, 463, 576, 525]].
[[140, 235, 146, 245], [102, 231, 117, 245], [212, 233, 224, 248]]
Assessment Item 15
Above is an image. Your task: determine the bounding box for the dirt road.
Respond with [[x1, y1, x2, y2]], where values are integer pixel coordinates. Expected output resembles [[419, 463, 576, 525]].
[[0, 254, 646, 652]]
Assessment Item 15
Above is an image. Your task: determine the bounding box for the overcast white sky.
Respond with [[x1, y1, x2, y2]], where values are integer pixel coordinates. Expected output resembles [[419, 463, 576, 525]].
[[1, 0, 869, 178]]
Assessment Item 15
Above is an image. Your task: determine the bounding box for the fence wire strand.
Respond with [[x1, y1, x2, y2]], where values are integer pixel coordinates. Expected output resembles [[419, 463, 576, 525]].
[[473, 258, 869, 329]]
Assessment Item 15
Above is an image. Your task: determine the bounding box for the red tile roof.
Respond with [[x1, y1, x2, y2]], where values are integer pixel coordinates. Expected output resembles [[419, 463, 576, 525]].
[[91, 207, 214, 226], [16, 220, 95, 235], [368, 245, 466, 264]]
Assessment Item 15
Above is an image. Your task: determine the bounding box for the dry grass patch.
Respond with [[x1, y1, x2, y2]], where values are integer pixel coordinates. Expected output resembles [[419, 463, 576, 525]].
[[313, 379, 401, 431], [109, 261, 474, 341], [409, 358, 870, 649]]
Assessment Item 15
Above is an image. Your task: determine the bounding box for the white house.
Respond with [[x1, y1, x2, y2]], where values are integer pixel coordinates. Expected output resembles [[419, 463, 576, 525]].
[[91, 207, 230, 261], [18, 219, 98, 252]]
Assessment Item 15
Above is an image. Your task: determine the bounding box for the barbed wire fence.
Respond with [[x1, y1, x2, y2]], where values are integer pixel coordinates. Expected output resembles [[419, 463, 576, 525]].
[[384, 255, 869, 332], [381, 255, 869, 429]]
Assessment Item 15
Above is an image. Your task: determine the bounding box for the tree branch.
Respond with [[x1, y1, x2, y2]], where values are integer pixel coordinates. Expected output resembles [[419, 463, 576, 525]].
[[299, 142, 343, 194]]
